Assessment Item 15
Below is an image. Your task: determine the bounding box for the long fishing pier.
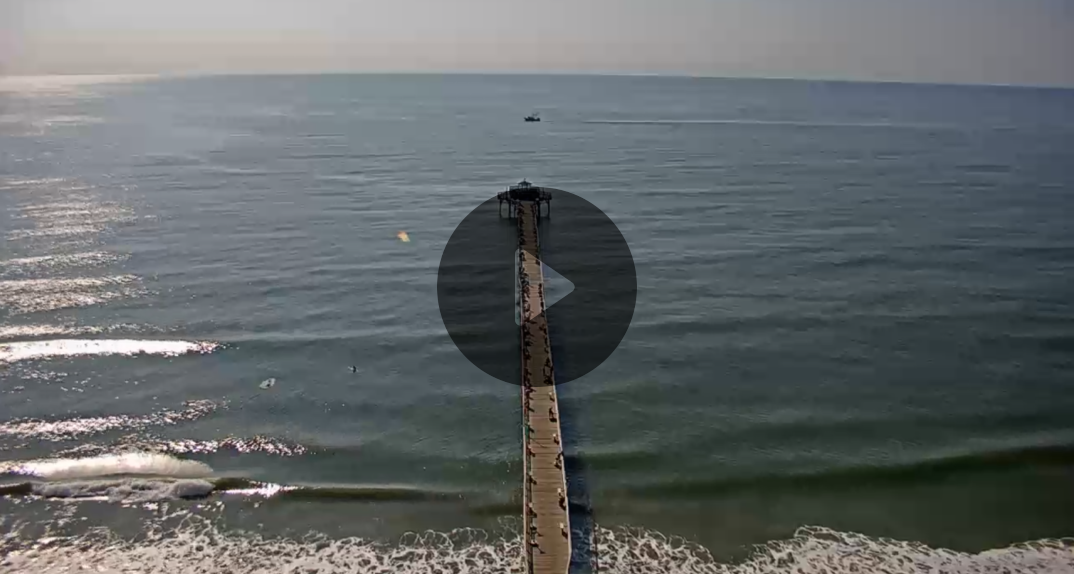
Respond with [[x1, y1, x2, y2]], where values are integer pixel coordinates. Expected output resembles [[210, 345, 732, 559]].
[[509, 181, 570, 574]]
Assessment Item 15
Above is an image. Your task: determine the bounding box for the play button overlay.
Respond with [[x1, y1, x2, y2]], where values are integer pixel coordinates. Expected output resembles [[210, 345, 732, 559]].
[[514, 251, 575, 326], [437, 186, 636, 386]]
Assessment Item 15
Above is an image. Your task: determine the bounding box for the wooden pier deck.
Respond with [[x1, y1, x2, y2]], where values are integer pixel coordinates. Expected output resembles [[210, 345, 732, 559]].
[[518, 201, 571, 574]]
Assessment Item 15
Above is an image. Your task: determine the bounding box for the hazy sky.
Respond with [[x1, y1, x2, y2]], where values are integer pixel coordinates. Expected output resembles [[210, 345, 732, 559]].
[[2, 0, 1073, 86]]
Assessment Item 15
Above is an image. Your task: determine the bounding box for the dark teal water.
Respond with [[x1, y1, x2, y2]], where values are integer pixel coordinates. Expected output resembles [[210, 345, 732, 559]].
[[1, 74, 1073, 573]]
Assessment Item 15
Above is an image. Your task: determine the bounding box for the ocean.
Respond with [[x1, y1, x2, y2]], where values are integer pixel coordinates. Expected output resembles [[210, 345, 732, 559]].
[[1, 73, 1073, 573]]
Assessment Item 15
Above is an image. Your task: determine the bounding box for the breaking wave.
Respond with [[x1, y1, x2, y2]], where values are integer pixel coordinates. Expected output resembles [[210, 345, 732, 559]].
[[0, 515, 527, 573], [0, 465, 1071, 572], [0, 449, 1071, 571], [16, 478, 216, 503], [0, 454, 215, 503], [0, 477, 457, 503], [0, 452, 213, 481], [0, 338, 219, 364], [0, 514, 1070, 574]]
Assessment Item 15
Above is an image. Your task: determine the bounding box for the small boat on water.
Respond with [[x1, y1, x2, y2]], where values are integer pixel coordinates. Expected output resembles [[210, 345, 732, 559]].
[[524, 112, 541, 122]]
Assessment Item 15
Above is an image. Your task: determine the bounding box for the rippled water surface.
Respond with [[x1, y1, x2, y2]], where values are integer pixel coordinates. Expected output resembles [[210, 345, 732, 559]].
[[1, 74, 1073, 572]]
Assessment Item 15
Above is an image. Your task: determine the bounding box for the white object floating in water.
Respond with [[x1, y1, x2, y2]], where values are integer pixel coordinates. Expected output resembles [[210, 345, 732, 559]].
[[259, 378, 276, 390]]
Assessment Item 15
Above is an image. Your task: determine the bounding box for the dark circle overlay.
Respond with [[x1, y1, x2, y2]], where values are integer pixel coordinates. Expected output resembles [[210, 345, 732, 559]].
[[437, 188, 636, 386]]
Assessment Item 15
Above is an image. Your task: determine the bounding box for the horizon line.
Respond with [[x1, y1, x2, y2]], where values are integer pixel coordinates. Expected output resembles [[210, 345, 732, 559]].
[[2, 70, 1072, 91]]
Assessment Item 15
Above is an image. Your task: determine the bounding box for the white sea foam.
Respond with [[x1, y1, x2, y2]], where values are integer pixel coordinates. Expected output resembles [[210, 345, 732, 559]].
[[2, 453, 213, 481], [0, 520, 1070, 574], [0, 338, 219, 364], [0, 517, 525, 573], [594, 525, 1074, 573]]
